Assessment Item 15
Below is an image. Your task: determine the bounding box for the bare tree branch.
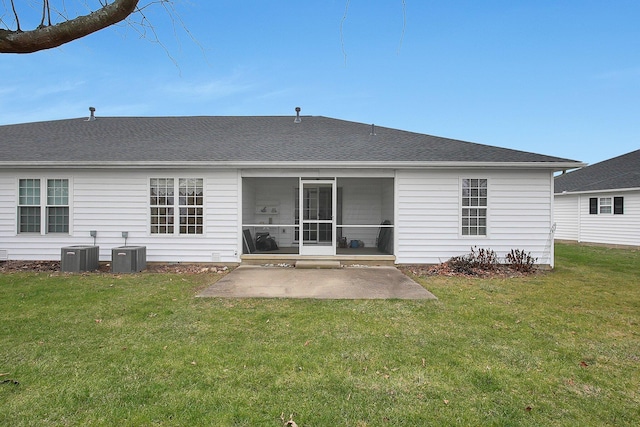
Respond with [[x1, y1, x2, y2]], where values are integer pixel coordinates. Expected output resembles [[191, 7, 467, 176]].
[[340, 0, 350, 66], [397, 0, 406, 54], [0, 0, 139, 53], [10, 0, 22, 32]]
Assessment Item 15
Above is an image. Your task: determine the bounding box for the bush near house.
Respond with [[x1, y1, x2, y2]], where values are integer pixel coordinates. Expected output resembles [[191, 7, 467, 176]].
[[410, 246, 538, 277]]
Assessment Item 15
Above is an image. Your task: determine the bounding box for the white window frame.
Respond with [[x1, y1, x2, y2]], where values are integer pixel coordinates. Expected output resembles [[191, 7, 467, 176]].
[[149, 177, 204, 235], [46, 178, 70, 233], [460, 178, 488, 237], [17, 177, 71, 235], [599, 197, 612, 214]]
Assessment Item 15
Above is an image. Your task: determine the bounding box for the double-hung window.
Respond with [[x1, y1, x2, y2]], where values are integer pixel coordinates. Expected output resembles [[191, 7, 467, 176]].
[[178, 178, 204, 234], [47, 179, 70, 233], [150, 178, 175, 234], [461, 178, 488, 236], [18, 178, 69, 233], [599, 197, 612, 214], [18, 179, 41, 233], [150, 178, 203, 235], [589, 196, 624, 215]]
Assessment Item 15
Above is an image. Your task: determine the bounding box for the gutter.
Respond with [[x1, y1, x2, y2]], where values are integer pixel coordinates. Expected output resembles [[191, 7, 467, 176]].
[[0, 160, 586, 171], [555, 187, 640, 196]]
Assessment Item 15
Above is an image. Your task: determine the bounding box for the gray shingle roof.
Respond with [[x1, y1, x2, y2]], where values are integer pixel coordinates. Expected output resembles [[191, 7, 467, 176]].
[[1, 115, 580, 166], [555, 149, 640, 193]]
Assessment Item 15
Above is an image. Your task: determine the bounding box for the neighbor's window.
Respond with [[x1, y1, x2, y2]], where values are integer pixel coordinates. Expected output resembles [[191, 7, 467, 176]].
[[589, 197, 624, 215], [614, 197, 624, 214], [18, 178, 69, 233], [461, 178, 487, 236], [150, 178, 203, 235], [599, 197, 612, 214]]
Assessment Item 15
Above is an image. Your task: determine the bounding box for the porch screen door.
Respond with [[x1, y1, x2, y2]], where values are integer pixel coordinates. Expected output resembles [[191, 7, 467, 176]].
[[299, 179, 336, 256]]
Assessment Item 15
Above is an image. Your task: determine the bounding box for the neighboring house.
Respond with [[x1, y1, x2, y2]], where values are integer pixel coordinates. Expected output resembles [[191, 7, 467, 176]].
[[0, 110, 582, 266], [554, 149, 640, 247]]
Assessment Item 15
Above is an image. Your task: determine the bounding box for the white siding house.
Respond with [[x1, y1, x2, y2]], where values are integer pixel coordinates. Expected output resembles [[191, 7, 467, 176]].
[[554, 150, 640, 247], [0, 112, 582, 266]]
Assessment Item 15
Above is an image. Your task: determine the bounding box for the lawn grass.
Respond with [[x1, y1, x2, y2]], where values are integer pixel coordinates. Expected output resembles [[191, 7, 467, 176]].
[[1, 243, 639, 426]]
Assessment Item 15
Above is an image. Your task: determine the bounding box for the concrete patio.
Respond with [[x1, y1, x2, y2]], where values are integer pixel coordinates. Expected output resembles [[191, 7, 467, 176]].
[[197, 265, 437, 300]]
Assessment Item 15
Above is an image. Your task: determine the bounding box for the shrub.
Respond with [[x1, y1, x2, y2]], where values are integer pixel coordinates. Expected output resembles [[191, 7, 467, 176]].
[[446, 247, 499, 275], [447, 254, 477, 275], [443, 247, 538, 276], [470, 246, 499, 270], [505, 249, 537, 273]]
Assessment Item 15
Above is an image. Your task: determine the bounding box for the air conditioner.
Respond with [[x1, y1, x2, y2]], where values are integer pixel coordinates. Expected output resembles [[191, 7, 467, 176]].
[[111, 246, 147, 273], [61, 246, 100, 272]]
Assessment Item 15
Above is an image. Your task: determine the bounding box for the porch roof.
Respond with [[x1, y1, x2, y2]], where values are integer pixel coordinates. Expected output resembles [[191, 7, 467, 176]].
[[0, 115, 582, 170]]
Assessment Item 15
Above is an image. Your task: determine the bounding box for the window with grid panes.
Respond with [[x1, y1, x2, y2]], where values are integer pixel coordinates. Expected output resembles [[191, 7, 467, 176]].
[[461, 178, 487, 236], [46, 179, 69, 233], [18, 178, 69, 234], [150, 178, 175, 234], [150, 178, 203, 235], [18, 179, 41, 233], [179, 178, 203, 234]]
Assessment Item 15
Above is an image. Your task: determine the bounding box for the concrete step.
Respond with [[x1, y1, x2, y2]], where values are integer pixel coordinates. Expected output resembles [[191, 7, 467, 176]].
[[295, 260, 342, 269]]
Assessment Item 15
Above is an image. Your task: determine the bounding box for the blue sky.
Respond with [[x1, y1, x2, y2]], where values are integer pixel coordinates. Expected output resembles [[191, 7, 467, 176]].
[[1, 1, 639, 165]]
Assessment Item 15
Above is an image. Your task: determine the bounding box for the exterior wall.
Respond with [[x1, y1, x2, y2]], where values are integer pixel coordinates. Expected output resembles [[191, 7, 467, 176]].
[[0, 168, 240, 263], [1, 167, 562, 264], [554, 190, 640, 246], [395, 169, 556, 265], [554, 194, 580, 240]]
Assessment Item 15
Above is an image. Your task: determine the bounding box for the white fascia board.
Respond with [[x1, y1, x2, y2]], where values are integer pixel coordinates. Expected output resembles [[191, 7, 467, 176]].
[[0, 160, 585, 170], [555, 187, 640, 196], [241, 168, 395, 177]]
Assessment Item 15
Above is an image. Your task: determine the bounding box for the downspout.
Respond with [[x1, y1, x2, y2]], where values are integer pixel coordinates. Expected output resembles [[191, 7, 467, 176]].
[[393, 170, 399, 264], [236, 169, 243, 263]]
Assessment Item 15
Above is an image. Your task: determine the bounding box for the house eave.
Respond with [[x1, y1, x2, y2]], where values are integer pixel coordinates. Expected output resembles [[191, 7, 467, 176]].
[[555, 187, 640, 196], [0, 160, 585, 170]]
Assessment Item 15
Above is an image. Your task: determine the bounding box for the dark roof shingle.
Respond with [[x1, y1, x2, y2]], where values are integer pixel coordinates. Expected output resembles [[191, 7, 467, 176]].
[[555, 149, 640, 193], [0, 115, 580, 166]]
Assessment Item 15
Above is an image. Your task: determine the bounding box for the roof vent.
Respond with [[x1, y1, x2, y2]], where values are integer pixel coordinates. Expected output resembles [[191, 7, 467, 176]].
[[294, 107, 301, 123], [370, 123, 376, 136], [87, 107, 96, 122]]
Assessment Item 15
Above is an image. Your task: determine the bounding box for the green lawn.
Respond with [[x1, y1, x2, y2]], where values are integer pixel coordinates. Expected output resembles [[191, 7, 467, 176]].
[[1, 244, 639, 426]]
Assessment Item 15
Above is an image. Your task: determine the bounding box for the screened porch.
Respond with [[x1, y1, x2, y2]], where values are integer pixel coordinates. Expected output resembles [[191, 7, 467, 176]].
[[241, 177, 394, 259]]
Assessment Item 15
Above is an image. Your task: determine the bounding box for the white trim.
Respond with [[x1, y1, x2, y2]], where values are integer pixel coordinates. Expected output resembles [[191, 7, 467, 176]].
[[548, 171, 555, 267], [393, 171, 399, 259], [578, 194, 582, 242], [2, 160, 585, 171], [241, 168, 395, 178], [555, 187, 640, 196], [236, 169, 243, 262]]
